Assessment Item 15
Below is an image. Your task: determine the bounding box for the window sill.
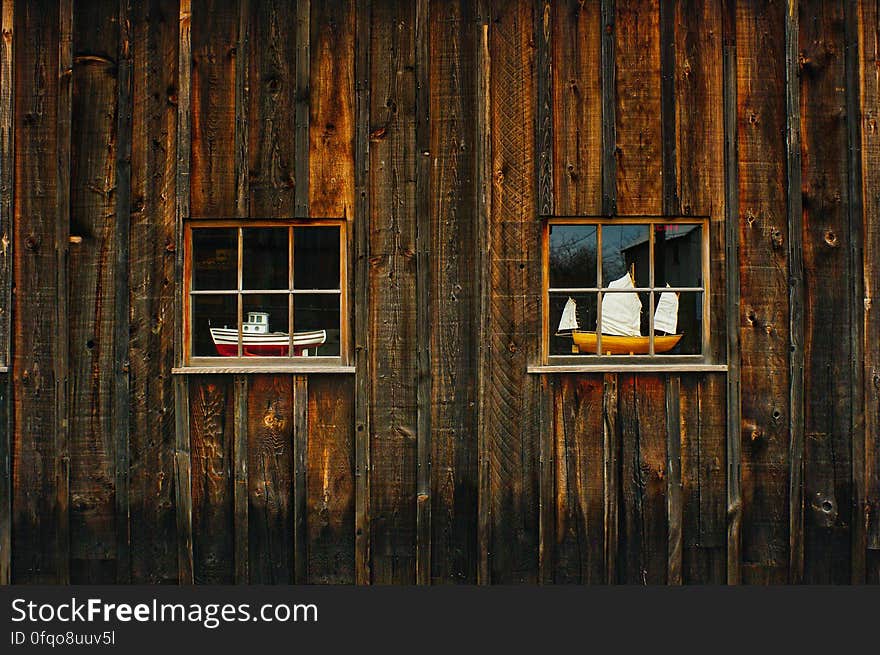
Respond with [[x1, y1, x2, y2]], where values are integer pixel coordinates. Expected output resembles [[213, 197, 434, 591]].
[[173, 365, 355, 374], [527, 363, 728, 374], [0, 366, 7, 373]]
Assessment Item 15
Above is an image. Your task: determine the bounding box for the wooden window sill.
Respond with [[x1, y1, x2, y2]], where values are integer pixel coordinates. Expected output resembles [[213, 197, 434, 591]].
[[173, 365, 355, 374], [527, 363, 728, 374]]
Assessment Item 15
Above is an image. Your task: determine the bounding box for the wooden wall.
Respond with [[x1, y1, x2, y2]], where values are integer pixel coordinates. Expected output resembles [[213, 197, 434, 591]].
[[1, 0, 878, 585]]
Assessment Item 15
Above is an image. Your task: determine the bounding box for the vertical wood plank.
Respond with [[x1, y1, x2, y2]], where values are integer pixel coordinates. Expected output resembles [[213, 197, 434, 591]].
[[367, 0, 419, 585], [722, 0, 742, 585], [414, 0, 430, 587], [0, 0, 13, 586], [799, 0, 853, 584], [173, 375, 193, 583], [736, 0, 790, 585], [603, 373, 618, 583], [427, 0, 478, 585], [233, 375, 247, 583], [856, 0, 879, 574], [129, 0, 179, 585], [353, 0, 371, 586], [484, 0, 539, 584], [307, 376, 354, 583], [293, 375, 308, 583], [666, 374, 682, 585], [190, 376, 234, 583], [294, 0, 309, 218], [246, 374, 293, 583], [600, 0, 616, 216], [68, 0, 119, 584]]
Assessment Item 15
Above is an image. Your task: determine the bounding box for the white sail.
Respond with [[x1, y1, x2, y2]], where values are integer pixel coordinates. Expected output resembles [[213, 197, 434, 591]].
[[557, 296, 579, 333], [600, 273, 642, 336], [653, 285, 679, 334]]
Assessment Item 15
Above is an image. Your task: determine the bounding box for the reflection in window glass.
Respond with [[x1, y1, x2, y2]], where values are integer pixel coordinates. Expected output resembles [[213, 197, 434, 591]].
[[241, 294, 290, 356], [294, 227, 340, 290], [601, 224, 649, 287], [192, 294, 237, 357], [293, 294, 340, 356], [193, 229, 237, 290], [549, 224, 597, 289], [654, 224, 702, 288], [243, 228, 288, 290]]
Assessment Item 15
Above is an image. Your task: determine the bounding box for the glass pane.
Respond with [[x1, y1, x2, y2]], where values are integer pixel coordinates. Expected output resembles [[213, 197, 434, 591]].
[[652, 290, 702, 355], [548, 224, 597, 289], [549, 292, 597, 356], [601, 224, 649, 288], [243, 227, 288, 290], [192, 294, 238, 357], [192, 228, 237, 290], [293, 294, 340, 357], [654, 223, 703, 288], [294, 226, 340, 290], [242, 294, 290, 357]]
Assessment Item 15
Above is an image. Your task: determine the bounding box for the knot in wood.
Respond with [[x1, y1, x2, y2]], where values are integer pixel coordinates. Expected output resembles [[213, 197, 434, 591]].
[[770, 228, 784, 248], [823, 229, 839, 247], [25, 234, 40, 251]]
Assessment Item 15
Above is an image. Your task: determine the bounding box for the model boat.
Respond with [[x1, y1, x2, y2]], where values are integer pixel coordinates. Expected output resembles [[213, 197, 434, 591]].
[[210, 311, 326, 357], [557, 272, 682, 355]]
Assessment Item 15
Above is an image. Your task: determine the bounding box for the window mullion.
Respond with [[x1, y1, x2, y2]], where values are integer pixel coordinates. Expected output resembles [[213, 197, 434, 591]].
[[288, 226, 294, 358], [237, 227, 243, 358], [596, 224, 602, 356], [649, 224, 655, 356]]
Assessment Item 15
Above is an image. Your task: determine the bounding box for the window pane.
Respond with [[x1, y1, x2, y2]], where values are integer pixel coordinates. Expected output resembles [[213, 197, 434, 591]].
[[242, 294, 290, 357], [192, 294, 238, 357], [549, 224, 597, 288], [293, 294, 340, 356], [654, 223, 703, 288], [192, 228, 237, 290], [243, 227, 288, 290], [549, 292, 597, 355], [601, 224, 649, 287], [652, 290, 702, 355], [294, 226, 340, 290]]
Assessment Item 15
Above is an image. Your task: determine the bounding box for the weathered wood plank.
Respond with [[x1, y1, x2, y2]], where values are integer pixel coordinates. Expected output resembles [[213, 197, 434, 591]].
[[600, 0, 615, 216], [427, 0, 478, 585], [293, 374, 308, 583], [857, 0, 880, 568], [367, 0, 418, 585], [173, 375, 193, 583], [248, 0, 295, 217], [603, 372, 619, 583], [550, 375, 605, 584], [307, 375, 354, 584], [129, 0, 178, 585], [190, 0, 237, 218], [353, 0, 371, 586], [666, 374, 682, 585], [619, 374, 668, 585], [246, 374, 293, 583], [190, 375, 234, 583], [680, 374, 726, 584], [736, 0, 790, 585], [233, 375, 247, 583], [799, 0, 853, 584], [309, 0, 354, 220], [294, 0, 309, 217], [0, 0, 13, 587], [12, 0, 62, 584], [68, 0, 119, 584], [484, 0, 539, 583]]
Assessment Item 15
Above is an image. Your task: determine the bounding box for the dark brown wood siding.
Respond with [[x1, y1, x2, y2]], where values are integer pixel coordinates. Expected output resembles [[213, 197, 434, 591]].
[[2, 0, 878, 585]]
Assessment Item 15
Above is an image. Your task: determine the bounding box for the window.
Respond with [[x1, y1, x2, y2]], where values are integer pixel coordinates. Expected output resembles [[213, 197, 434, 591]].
[[184, 219, 347, 366], [543, 217, 710, 364]]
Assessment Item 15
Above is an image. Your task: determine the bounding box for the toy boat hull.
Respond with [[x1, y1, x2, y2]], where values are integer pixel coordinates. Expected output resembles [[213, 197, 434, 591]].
[[571, 331, 683, 355], [210, 327, 326, 357]]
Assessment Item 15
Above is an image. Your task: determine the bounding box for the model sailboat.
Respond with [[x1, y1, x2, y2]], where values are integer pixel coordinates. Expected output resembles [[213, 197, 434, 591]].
[[560, 272, 683, 355]]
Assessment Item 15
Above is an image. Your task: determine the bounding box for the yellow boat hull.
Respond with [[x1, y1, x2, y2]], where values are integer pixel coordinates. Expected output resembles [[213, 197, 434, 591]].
[[571, 331, 683, 355]]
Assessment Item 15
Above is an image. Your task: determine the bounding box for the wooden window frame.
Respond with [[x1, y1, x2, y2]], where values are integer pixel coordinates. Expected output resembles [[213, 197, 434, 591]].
[[182, 218, 349, 370], [540, 216, 717, 369]]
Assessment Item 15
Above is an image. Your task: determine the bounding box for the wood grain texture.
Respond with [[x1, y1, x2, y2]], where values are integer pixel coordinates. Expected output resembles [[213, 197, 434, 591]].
[[736, 0, 790, 585], [190, 0, 237, 218], [367, 0, 418, 585], [68, 0, 119, 584], [12, 0, 62, 584], [189, 375, 234, 583], [309, 0, 354, 220], [428, 0, 478, 584], [246, 374, 293, 583], [307, 375, 355, 583], [798, 0, 853, 584], [551, 0, 601, 216], [233, 375, 247, 582], [293, 374, 307, 582], [484, 0, 539, 583], [618, 374, 668, 584], [857, 0, 880, 568], [550, 375, 605, 583]]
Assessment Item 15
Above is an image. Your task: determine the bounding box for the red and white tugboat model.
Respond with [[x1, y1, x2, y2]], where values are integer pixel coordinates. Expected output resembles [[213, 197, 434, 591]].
[[210, 311, 326, 357]]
